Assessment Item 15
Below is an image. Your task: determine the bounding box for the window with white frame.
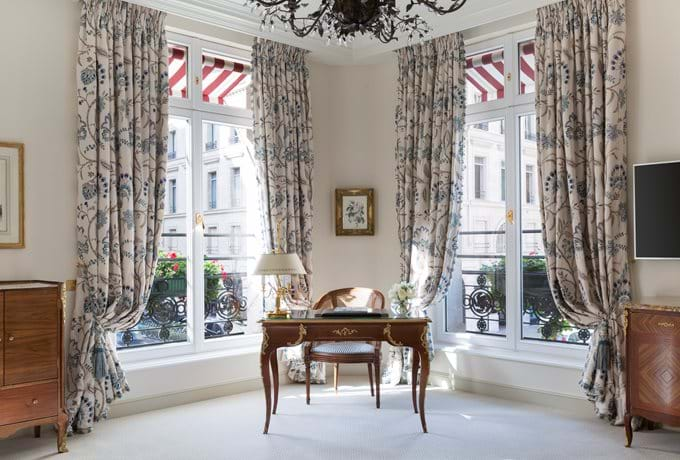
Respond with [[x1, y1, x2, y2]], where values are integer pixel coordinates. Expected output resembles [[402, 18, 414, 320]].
[[168, 178, 177, 214], [230, 167, 242, 207], [474, 156, 486, 199], [117, 33, 262, 354], [443, 30, 592, 350]]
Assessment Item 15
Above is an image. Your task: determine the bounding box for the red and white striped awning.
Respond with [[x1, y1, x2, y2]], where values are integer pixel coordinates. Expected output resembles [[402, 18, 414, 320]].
[[466, 49, 505, 102], [465, 41, 535, 102], [518, 41, 535, 94], [168, 45, 252, 106]]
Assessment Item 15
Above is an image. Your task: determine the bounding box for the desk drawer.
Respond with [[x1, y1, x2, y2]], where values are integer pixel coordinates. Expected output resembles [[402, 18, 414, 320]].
[[309, 324, 382, 342], [630, 311, 680, 337], [0, 381, 58, 426]]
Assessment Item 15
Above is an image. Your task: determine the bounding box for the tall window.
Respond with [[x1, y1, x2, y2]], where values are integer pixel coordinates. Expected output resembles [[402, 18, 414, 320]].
[[169, 179, 177, 214], [525, 164, 536, 204], [474, 156, 486, 199], [207, 226, 218, 255], [230, 167, 241, 207], [444, 31, 590, 349], [205, 123, 218, 151], [230, 225, 241, 255], [208, 171, 217, 209], [117, 33, 261, 355], [169, 130, 177, 159]]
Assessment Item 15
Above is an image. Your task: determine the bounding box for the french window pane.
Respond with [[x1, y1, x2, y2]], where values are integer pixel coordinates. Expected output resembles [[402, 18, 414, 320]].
[[168, 44, 188, 99], [201, 121, 262, 340], [466, 48, 505, 104], [202, 51, 251, 109], [518, 40, 536, 95], [117, 117, 191, 349], [447, 120, 507, 336]]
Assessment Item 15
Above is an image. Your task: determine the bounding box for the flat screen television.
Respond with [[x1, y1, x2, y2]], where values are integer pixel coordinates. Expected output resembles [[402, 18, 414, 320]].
[[634, 160, 680, 259]]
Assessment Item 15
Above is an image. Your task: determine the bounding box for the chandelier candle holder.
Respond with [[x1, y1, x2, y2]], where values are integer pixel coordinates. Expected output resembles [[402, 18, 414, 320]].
[[245, 0, 467, 44]]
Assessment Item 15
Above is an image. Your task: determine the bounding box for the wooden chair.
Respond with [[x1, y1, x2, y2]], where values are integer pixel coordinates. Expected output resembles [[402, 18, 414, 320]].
[[304, 287, 385, 408]]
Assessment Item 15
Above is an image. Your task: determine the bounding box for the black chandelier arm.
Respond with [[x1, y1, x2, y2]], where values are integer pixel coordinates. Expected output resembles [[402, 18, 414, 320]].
[[408, 0, 467, 15], [264, 3, 331, 38], [254, 0, 297, 8]]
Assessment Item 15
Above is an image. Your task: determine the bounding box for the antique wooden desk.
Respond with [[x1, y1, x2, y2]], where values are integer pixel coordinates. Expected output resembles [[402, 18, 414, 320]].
[[259, 317, 431, 434]]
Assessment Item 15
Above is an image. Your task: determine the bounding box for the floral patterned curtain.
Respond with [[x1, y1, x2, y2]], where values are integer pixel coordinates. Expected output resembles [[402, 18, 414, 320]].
[[535, 0, 630, 423], [251, 38, 323, 383], [67, 0, 168, 433], [385, 33, 466, 384]]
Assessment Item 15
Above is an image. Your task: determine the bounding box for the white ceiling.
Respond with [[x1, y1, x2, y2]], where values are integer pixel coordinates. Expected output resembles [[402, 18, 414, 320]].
[[129, 0, 558, 64]]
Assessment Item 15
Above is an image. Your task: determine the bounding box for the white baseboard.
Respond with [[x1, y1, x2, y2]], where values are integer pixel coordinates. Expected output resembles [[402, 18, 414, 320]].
[[429, 370, 593, 416], [109, 372, 285, 419]]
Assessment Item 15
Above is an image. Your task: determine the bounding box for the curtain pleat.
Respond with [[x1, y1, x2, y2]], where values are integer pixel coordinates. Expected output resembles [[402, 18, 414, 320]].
[[67, 0, 168, 433], [386, 33, 467, 384], [535, 0, 630, 423], [251, 38, 324, 383]]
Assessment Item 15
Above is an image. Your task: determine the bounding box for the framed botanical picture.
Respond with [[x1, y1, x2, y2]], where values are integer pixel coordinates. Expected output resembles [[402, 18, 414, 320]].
[[335, 188, 374, 236], [0, 142, 24, 248]]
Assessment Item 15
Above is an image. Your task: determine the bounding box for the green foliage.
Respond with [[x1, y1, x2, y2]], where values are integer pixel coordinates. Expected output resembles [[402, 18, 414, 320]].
[[480, 256, 547, 274], [156, 251, 227, 301]]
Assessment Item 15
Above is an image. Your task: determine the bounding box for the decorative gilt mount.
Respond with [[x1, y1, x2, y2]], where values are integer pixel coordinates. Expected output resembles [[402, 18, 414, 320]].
[[286, 324, 307, 346], [332, 327, 358, 337], [383, 323, 404, 346]]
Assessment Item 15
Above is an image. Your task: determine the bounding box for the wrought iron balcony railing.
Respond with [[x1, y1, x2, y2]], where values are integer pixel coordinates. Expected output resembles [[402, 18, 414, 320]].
[[455, 229, 591, 345], [116, 266, 249, 349]]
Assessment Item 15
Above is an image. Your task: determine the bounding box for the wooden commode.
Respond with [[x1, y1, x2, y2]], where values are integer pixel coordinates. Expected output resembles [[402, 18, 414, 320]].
[[625, 298, 680, 447], [0, 281, 68, 453]]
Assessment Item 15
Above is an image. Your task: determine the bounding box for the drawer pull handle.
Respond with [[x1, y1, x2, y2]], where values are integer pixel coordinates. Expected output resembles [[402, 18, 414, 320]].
[[32, 399, 39, 405], [658, 321, 675, 328], [8, 335, 14, 342]]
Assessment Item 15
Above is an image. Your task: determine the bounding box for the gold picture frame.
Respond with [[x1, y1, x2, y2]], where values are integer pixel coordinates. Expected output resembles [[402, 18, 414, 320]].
[[335, 188, 374, 236], [0, 142, 25, 249]]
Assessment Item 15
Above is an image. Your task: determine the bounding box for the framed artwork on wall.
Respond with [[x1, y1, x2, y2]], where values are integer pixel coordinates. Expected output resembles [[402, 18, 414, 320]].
[[0, 142, 24, 248], [335, 188, 374, 236]]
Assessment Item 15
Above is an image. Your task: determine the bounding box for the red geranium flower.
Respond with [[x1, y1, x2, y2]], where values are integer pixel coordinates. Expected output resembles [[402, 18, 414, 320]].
[[221, 271, 228, 281], [172, 263, 180, 272], [169, 252, 177, 259]]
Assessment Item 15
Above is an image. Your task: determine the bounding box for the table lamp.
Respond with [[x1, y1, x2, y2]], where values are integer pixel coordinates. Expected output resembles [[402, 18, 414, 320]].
[[253, 252, 307, 319]]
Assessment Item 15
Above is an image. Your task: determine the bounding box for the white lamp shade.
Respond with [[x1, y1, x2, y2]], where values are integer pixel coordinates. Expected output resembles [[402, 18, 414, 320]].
[[252, 253, 307, 276]]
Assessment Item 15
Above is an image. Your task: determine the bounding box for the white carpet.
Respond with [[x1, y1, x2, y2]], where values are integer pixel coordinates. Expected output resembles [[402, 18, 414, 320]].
[[1, 379, 680, 460]]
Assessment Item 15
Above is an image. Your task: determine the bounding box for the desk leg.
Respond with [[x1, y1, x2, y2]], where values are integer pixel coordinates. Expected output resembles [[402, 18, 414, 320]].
[[261, 348, 273, 434], [418, 348, 430, 433], [375, 351, 381, 409], [412, 348, 420, 414], [271, 351, 279, 415]]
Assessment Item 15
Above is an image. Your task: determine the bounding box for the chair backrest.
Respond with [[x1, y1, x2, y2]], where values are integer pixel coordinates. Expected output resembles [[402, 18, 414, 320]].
[[312, 288, 385, 311]]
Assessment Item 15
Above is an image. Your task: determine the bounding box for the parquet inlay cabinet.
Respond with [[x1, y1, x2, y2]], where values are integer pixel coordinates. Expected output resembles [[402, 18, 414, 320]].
[[0, 281, 68, 453], [625, 298, 680, 447]]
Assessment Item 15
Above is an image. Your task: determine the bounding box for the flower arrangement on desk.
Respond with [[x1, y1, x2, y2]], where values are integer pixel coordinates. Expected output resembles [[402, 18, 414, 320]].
[[388, 281, 416, 318]]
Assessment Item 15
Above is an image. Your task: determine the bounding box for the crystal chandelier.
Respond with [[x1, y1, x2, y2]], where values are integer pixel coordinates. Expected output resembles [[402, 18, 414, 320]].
[[246, 0, 468, 45]]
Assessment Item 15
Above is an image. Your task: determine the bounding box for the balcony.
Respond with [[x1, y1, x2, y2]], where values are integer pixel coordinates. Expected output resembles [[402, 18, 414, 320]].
[[451, 229, 591, 344], [116, 256, 249, 349]]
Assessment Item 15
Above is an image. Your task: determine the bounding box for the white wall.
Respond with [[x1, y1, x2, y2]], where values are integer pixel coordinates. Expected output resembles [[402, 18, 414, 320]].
[[627, 0, 680, 299], [0, 0, 79, 282], [309, 61, 401, 299]]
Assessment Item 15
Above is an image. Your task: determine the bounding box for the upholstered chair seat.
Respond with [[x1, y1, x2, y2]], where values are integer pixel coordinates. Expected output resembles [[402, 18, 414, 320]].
[[311, 341, 375, 355]]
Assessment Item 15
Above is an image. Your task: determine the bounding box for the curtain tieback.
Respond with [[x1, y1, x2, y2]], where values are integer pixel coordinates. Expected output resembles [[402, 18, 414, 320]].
[[595, 321, 611, 373], [92, 324, 107, 380]]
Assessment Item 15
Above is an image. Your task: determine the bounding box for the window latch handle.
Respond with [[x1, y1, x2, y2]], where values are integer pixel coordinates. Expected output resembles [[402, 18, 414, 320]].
[[506, 209, 514, 225]]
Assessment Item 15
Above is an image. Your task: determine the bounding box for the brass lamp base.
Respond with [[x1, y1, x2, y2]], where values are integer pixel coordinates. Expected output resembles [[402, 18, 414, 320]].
[[266, 286, 290, 319], [266, 311, 290, 319]]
